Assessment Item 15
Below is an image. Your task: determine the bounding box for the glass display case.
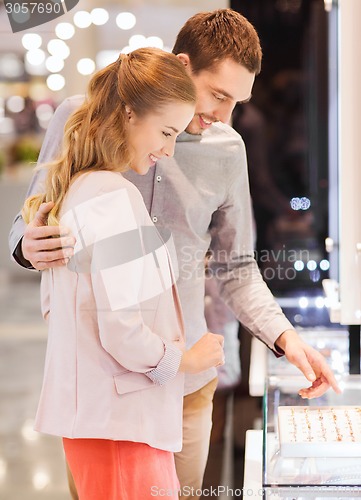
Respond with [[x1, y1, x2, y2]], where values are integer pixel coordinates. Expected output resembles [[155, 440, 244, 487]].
[[263, 375, 361, 498]]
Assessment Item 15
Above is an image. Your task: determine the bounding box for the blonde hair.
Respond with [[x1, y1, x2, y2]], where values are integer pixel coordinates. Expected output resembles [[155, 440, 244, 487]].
[[23, 48, 196, 225]]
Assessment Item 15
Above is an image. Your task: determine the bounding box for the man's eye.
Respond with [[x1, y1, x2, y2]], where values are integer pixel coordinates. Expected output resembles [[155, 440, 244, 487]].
[[214, 94, 225, 101], [162, 132, 172, 137]]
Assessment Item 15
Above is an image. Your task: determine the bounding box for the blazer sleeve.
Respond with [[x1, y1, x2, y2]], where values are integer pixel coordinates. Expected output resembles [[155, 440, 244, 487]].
[[65, 181, 183, 386]]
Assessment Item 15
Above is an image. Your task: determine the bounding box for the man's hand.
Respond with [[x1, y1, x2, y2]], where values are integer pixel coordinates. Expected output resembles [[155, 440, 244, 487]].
[[22, 202, 75, 271], [276, 329, 341, 399]]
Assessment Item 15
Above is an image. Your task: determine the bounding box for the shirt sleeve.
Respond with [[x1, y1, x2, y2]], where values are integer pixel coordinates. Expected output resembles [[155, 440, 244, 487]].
[[66, 180, 183, 385], [8, 96, 84, 267], [208, 138, 294, 355]]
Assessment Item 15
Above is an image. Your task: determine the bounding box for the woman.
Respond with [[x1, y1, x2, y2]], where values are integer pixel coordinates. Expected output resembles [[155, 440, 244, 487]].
[[22, 48, 224, 500]]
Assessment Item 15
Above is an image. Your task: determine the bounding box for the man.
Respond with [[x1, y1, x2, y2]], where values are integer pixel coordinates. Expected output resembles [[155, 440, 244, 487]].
[[9, 9, 340, 500]]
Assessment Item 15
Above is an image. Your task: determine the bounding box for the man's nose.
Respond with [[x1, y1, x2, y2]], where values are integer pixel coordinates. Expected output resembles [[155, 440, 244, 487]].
[[215, 102, 235, 124]]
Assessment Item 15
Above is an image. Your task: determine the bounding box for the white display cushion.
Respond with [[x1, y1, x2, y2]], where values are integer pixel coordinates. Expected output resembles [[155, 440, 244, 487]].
[[278, 406, 361, 457]]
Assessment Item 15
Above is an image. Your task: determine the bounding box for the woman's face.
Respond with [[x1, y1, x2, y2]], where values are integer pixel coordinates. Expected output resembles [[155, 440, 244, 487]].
[[126, 102, 195, 175]]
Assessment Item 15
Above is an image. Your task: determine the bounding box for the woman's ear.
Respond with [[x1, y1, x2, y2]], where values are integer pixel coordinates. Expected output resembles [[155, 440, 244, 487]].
[[125, 105, 132, 120]]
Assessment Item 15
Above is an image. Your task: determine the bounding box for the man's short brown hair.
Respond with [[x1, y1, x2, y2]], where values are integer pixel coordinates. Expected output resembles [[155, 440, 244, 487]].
[[173, 9, 262, 75]]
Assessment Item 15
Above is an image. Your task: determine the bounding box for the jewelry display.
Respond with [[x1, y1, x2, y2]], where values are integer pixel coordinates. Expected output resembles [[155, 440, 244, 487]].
[[278, 406, 361, 457]]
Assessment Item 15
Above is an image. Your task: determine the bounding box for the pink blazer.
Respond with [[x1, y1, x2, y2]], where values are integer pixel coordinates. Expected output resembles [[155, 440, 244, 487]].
[[34, 171, 185, 452]]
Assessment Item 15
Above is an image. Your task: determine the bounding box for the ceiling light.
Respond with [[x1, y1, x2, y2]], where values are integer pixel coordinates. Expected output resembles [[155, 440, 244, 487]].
[[6, 96, 25, 113], [129, 34, 146, 49], [22, 33, 42, 50], [26, 49, 46, 66], [116, 12, 136, 30], [77, 58, 96, 75], [46, 74, 65, 91], [55, 22, 75, 40], [47, 39, 70, 60], [73, 11, 92, 29], [45, 56, 64, 73], [91, 8, 109, 26], [146, 36, 163, 49]]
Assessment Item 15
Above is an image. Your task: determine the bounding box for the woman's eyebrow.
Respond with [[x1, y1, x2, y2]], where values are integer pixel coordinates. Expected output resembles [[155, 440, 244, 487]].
[[165, 125, 179, 133]]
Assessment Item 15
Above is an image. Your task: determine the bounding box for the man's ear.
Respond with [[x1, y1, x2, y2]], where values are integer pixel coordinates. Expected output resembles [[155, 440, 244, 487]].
[[176, 53, 191, 72]]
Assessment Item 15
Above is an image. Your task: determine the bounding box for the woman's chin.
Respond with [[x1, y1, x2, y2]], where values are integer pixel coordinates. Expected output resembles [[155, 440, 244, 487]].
[[130, 164, 150, 176]]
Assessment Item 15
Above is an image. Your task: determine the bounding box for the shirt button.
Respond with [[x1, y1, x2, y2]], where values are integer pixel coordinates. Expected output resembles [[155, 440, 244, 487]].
[[152, 216, 158, 223], [156, 175, 162, 182]]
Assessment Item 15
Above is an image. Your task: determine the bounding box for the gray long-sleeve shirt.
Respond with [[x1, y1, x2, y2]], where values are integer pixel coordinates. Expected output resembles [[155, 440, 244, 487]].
[[9, 95, 293, 395]]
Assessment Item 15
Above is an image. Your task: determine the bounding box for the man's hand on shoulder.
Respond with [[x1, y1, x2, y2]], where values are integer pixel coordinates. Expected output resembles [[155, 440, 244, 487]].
[[275, 329, 341, 399], [22, 202, 75, 271]]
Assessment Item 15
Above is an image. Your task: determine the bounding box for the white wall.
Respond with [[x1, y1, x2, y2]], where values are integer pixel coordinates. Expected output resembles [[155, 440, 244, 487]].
[[338, 0, 361, 324]]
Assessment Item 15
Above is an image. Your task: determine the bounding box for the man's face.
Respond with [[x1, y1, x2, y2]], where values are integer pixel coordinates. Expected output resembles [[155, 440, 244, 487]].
[[182, 57, 255, 135]]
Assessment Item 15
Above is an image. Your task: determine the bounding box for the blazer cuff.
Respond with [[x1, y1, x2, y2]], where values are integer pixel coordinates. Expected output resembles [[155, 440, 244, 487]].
[[145, 340, 182, 386]]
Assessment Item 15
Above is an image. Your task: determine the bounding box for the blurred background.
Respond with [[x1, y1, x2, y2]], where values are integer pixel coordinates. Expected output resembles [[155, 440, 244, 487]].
[[0, 0, 333, 302], [0, 1, 360, 499]]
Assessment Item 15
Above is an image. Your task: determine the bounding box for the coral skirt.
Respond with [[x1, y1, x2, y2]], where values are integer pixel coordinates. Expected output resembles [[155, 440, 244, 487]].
[[63, 438, 180, 500]]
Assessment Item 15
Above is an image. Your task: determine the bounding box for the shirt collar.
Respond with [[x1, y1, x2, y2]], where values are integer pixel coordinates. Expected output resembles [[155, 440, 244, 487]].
[[176, 131, 202, 143]]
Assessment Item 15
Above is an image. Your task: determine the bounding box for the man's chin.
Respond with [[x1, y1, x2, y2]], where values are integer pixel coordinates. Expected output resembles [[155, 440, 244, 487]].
[[185, 123, 203, 135]]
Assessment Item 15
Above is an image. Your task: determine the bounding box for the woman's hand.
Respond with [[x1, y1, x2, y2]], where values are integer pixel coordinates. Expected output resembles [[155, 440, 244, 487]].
[[179, 332, 225, 374]]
